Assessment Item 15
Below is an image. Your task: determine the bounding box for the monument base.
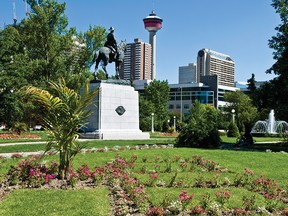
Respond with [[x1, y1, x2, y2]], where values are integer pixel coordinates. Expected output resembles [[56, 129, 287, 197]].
[[78, 80, 149, 140], [79, 130, 150, 140]]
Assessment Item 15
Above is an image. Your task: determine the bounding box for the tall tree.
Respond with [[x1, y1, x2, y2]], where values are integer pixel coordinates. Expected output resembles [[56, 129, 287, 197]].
[[258, 0, 288, 120], [247, 73, 258, 107], [139, 95, 154, 131], [0, 0, 107, 128], [143, 80, 170, 131], [224, 91, 258, 133], [83, 25, 107, 68], [247, 73, 257, 93]]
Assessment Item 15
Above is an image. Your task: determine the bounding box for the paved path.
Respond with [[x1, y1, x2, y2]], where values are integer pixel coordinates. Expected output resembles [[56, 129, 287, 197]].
[[0, 139, 92, 147], [0, 139, 93, 158]]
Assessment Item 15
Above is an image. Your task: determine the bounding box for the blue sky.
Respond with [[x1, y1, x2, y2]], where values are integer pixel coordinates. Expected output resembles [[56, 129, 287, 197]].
[[0, 0, 280, 84]]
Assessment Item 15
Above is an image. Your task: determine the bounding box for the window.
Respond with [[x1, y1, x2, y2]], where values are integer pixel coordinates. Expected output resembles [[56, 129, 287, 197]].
[[184, 104, 190, 109]]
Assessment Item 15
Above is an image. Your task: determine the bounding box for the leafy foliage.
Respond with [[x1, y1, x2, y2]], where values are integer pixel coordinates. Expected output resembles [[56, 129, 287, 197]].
[[223, 91, 258, 133], [139, 95, 154, 131], [227, 122, 240, 138], [141, 80, 170, 131], [176, 101, 220, 148], [256, 1, 288, 120], [0, 0, 106, 129], [24, 79, 98, 179]]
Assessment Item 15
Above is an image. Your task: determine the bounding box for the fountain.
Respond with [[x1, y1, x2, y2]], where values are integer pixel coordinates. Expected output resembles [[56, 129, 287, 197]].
[[251, 110, 288, 134]]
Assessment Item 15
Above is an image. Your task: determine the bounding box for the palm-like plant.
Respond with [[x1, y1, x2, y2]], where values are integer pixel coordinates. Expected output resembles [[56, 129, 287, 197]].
[[25, 79, 98, 179]]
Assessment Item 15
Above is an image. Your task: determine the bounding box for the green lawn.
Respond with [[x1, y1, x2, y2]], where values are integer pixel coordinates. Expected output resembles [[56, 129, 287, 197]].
[[0, 188, 111, 216], [0, 139, 174, 153], [0, 143, 287, 215]]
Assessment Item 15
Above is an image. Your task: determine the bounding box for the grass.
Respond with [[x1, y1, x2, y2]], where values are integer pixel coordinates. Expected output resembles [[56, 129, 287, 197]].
[[0, 139, 175, 153], [0, 133, 285, 154], [146, 187, 268, 209], [0, 188, 111, 216], [0, 139, 288, 214], [220, 135, 283, 144]]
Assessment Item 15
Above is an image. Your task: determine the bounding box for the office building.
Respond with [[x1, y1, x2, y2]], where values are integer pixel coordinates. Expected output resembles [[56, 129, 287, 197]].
[[119, 38, 152, 80], [179, 63, 197, 84], [197, 48, 235, 87]]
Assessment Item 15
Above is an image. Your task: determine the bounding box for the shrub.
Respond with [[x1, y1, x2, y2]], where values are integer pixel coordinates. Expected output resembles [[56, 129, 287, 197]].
[[12, 122, 28, 135], [227, 122, 240, 137], [175, 102, 220, 148]]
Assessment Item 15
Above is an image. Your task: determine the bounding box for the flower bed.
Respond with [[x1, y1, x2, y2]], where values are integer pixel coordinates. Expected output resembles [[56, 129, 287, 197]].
[[1, 151, 287, 215], [0, 133, 40, 140]]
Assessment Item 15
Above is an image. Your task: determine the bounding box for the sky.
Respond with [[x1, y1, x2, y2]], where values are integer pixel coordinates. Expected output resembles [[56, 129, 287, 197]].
[[0, 0, 281, 84]]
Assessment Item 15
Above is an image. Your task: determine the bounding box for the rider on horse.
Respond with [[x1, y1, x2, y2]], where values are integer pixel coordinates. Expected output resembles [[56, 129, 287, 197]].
[[104, 27, 118, 61]]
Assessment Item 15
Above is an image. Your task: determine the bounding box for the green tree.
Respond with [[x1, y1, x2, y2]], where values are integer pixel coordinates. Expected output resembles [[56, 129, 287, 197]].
[[0, 0, 107, 128], [257, 0, 288, 120], [227, 122, 240, 137], [0, 91, 24, 129], [0, 26, 28, 128], [143, 80, 170, 131], [83, 25, 106, 68], [176, 101, 220, 148], [24, 79, 98, 179], [139, 95, 154, 131], [223, 91, 258, 133], [247, 73, 257, 93], [247, 73, 258, 107]]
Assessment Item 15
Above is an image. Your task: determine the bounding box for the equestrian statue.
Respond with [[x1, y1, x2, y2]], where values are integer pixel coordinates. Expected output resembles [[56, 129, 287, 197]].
[[92, 27, 126, 80]]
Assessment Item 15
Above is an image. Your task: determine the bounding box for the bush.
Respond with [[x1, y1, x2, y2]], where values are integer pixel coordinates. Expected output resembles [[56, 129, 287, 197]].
[[12, 122, 28, 135], [175, 102, 220, 148], [227, 122, 240, 137]]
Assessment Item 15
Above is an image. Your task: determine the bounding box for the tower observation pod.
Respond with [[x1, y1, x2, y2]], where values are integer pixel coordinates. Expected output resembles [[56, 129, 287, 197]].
[[143, 11, 163, 80]]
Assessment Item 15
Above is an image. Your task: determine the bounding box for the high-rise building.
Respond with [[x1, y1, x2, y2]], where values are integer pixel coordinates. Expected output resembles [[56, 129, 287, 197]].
[[197, 48, 235, 87], [179, 63, 197, 84], [119, 38, 152, 80]]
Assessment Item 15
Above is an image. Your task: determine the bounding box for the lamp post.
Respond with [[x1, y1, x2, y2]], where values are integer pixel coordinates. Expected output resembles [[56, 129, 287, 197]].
[[180, 87, 183, 123], [151, 113, 154, 133], [173, 116, 176, 132], [231, 109, 235, 124]]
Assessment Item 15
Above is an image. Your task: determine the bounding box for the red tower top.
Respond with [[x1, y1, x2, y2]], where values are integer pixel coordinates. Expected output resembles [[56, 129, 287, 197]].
[[143, 11, 163, 32]]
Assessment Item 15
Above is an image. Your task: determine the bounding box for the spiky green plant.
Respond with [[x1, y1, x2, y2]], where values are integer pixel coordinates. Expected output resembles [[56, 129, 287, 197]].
[[25, 79, 98, 179]]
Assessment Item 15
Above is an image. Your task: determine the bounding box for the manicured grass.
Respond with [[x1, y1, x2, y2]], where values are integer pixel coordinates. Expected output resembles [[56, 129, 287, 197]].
[[0, 143, 46, 153], [67, 148, 288, 188], [0, 146, 287, 214], [0, 188, 111, 216], [147, 187, 270, 209], [220, 135, 283, 143], [0, 139, 175, 153]]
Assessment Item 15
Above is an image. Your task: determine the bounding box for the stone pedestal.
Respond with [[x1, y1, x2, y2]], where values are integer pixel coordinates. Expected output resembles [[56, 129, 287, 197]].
[[79, 80, 149, 140]]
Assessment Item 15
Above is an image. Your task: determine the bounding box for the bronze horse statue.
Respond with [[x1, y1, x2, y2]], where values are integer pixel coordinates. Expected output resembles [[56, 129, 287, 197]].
[[92, 41, 126, 79]]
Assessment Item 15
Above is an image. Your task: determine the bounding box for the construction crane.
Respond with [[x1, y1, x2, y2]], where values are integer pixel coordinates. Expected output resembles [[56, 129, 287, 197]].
[[25, 0, 29, 16], [12, 0, 17, 26]]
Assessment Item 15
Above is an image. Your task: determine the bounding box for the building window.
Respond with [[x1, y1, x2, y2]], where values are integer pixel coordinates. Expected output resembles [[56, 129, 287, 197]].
[[184, 104, 189, 109], [169, 104, 174, 109]]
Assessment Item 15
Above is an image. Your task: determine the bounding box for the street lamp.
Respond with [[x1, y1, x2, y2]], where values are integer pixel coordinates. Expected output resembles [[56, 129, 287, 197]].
[[173, 116, 176, 132], [231, 109, 235, 124], [180, 87, 183, 123], [151, 113, 154, 133], [178, 87, 183, 123]]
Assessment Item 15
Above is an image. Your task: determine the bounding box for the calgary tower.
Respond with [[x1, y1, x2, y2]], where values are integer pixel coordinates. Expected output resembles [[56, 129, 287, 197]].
[[143, 11, 163, 80]]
